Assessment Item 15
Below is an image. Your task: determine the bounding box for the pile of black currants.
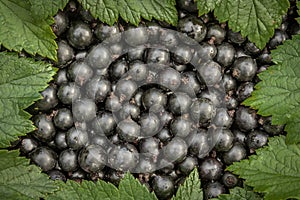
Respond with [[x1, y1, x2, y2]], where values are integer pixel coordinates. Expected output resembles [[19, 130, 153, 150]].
[[17, 0, 300, 199]]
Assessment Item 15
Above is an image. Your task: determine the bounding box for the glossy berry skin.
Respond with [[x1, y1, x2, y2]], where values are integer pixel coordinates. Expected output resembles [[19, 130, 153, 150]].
[[142, 88, 167, 110], [222, 172, 239, 188], [177, 0, 198, 12], [163, 137, 187, 163], [52, 11, 69, 36], [170, 117, 192, 138], [67, 21, 93, 49], [199, 158, 223, 181], [216, 42, 236, 67], [214, 128, 234, 151], [235, 106, 258, 132], [177, 16, 207, 42], [246, 130, 268, 149], [57, 40, 74, 66], [108, 144, 139, 171], [157, 68, 181, 91], [117, 118, 141, 142], [262, 116, 284, 135], [232, 57, 257, 82], [54, 68, 68, 86], [68, 61, 93, 86], [168, 92, 192, 115], [139, 137, 160, 157], [178, 156, 198, 175], [236, 82, 254, 102], [223, 142, 247, 165], [30, 147, 57, 172], [206, 24, 226, 44], [55, 132, 68, 150], [105, 94, 122, 112], [227, 30, 245, 44], [47, 170, 66, 182], [85, 76, 111, 102], [78, 144, 107, 173], [72, 98, 97, 122], [54, 108, 74, 130], [197, 61, 222, 86], [173, 46, 193, 65], [146, 48, 170, 65], [139, 112, 161, 137], [212, 108, 233, 128], [35, 86, 58, 111], [59, 149, 78, 172], [86, 45, 112, 70], [156, 128, 172, 143], [20, 138, 38, 154], [127, 47, 145, 62], [125, 26, 149, 47], [152, 175, 174, 199], [269, 30, 288, 49], [57, 82, 81, 105], [118, 102, 140, 120], [115, 79, 137, 101], [204, 182, 226, 199], [244, 42, 261, 56], [33, 114, 56, 142], [110, 59, 128, 80], [128, 60, 148, 82], [91, 112, 116, 136], [94, 23, 119, 41], [178, 71, 201, 96], [66, 127, 89, 150], [190, 98, 216, 125], [187, 130, 211, 159]]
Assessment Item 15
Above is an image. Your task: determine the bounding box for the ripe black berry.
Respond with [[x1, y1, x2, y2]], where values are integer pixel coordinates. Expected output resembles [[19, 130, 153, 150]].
[[232, 57, 257, 82], [66, 127, 89, 150], [152, 175, 174, 199], [30, 147, 57, 172], [78, 144, 107, 173], [163, 137, 188, 163], [33, 114, 56, 142], [67, 21, 93, 49], [54, 108, 74, 130], [199, 158, 223, 181], [59, 149, 78, 172]]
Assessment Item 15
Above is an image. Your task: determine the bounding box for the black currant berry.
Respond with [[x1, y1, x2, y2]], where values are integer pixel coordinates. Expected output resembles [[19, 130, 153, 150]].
[[177, 16, 207, 42], [163, 137, 187, 163], [117, 118, 141, 142], [57, 82, 81, 105], [72, 98, 97, 122], [152, 175, 174, 199], [35, 86, 58, 111], [54, 108, 74, 130], [204, 182, 226, 199], [30, 147, 57, 172], [223, 142, 247, 165], [78, 144, 107, 173], [200, 158, 223, 181], [232, 57, 257, 82], [33, 114, 56, 142], [235, 106, 258, 132], [66, 127, 89, 150], [108, 143, 139, 171], [67, 21, 93, 49], [187, 129, 211, 158], [59, 149, 78, 172]]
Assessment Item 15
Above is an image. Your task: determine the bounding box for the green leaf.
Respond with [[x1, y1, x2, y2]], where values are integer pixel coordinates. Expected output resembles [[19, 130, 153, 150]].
[[0, 150, 57, 199], [227, 136, 300, 200], [243, 34, 300, 144], [0, 0, 57, 60], [78, 0, 178, 26], [197, 0, 289, 49], [0, 52, 55, 148], [47, 173, 157, 200], [172, 168, 202, 200], [119, 173, 157, 200], [47, 180, 119, 200], [197, 0, 220, 16], [29, 0, 69, 18], [213, 187, 262, 200]]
